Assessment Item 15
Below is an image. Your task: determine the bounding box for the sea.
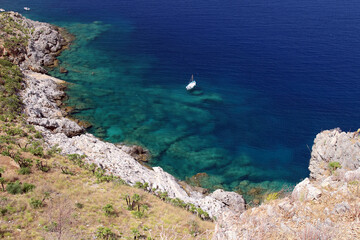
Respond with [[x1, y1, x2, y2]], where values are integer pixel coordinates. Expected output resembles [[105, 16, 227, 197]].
[[2, 0, 360, 200]]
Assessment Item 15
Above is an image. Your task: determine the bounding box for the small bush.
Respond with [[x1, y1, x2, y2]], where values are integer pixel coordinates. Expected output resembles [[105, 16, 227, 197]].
[[329, 161, 342, 173], [44, 221, 58, 232], [67, 154, 86, 167], [12, 154, 33, 168], [265, 192, 280, 202], [46, 144, 61, 157], [6, 181, 35, 194], [75, 202, 84, 209], [22, 183, 35, 193], [96, 227, 117, 240], [35, 160, 50, 172], [29, 198, 43, 208], [34, 131, 42, 139], [188, 220, 200, 237], [0, 208, 8, 216], [103, 204, 116, 217], [131, 228, 141, 239], [6, 181, 22, 194], [61, 166, 74, 175], [5, 127, 26, 136], [18, 167, 31, 175]]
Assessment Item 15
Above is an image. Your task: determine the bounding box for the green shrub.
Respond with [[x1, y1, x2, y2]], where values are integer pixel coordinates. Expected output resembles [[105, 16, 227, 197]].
[[188, 220, 200, 236], [124, 193, 142, 211], [196, 207, 210, 220], [67, 154, 85, 166], [170, 198, 187, 208], [44, 221, 58, 232], [265, 192, 280, 202], [1, 150, 11, 156], [35, 160, 50, 172], [34, 131, 42, 139], [75, 202, 84, 209], [46, 144, 61, 157], [6, 181, 22, 194], [12, 153, 33, 168], [6, 181, 35, 194], [159, 191, 168, 201], [131, 228, 141, 239], [29, 198, 43, 208], [22, 183, 35, 193], [96, 227, 117, 240], [0, 208, 7, 216], [28, 145, 44, 157], [60, 166, 74, 175], [18, 167, 31, 175], [5, 127, 26, 136], [329, 161, 342, 173], [131, 204, 149, 219], [103, 204, 115, 217]]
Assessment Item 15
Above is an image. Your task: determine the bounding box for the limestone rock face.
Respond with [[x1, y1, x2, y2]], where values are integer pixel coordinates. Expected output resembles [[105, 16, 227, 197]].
[[291, 178, 322, 201], [309, 128, 360, 180], [0, 12, 67, 73], [210, 189, 246, 214], [22, 71, 84, 137]]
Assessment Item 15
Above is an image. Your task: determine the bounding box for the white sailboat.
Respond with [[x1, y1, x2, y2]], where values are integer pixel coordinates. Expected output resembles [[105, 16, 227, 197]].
[[186, 74, 196, 91], [24, 7, 30, 11]]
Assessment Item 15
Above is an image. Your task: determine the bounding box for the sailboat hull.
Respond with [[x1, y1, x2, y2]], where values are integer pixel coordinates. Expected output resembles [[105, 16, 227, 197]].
[[186, 81, 196, 90]]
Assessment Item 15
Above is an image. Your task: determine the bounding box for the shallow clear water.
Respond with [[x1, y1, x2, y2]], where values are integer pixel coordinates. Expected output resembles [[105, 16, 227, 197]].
[[3, 0, 360, 199]]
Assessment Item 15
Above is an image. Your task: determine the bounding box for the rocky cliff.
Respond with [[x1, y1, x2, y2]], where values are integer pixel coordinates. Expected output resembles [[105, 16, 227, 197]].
[[0, 11, 68, 73], [214, 129, 360, 239]]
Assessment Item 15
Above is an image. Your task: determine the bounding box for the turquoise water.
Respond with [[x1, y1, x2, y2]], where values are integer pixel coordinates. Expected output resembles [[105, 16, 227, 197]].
[[3, 0, 360, 200]]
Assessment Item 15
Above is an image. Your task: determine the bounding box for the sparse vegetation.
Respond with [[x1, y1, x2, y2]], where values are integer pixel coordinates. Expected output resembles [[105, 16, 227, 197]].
[[6, 181, 35, 194], [103, 204, 116, 217], [329, 161, 342, 174], [265, 191, 280, 202], [0, 12, 30, 54], [96, 227, 117, 240]]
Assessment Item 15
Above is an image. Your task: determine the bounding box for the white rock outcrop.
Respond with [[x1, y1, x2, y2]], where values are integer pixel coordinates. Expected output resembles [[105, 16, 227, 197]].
[[309, 128, 360, 180], [1, 12, 67, 73]]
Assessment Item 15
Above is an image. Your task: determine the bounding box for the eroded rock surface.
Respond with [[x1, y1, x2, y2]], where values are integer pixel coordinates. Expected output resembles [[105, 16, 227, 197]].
[[0, 11, 68, 73], [309, 128, 360, 180]]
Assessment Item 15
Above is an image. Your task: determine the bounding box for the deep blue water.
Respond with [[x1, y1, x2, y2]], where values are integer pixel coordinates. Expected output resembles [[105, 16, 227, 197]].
[[3, 0, 360, 198]]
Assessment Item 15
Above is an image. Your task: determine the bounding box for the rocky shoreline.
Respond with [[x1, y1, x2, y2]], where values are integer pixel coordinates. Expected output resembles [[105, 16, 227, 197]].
[[21, 70, 245, 219], [2, 11, 360, 239], [2, 12, 245, 219]]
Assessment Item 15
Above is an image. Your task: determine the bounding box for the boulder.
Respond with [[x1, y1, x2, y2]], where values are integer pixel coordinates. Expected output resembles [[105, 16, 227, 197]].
[[292, 178, 322, 201], [210, 189, 246, 214]]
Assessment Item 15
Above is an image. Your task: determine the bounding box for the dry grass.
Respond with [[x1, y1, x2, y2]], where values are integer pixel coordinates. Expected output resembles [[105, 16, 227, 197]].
[[0, 120, 214, 239], [221, 178, 360, 240]]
